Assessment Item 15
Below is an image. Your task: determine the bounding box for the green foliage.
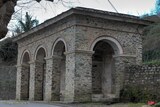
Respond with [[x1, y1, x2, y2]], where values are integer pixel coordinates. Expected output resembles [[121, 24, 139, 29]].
[[143, 60, 160, 65], [143, 23, 160, 51], [155, 0, 160, 14], [14, 12, 39, 34], [0, 38, 17, 62], [120, 85, 159, 103], [143, 22, 160, 63], [154, 102, 160, 107], [143, 50, 160, 63]]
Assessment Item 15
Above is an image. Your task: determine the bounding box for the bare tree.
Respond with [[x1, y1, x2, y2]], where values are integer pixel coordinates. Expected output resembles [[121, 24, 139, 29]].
[[0, 0, 17, 39], [0, 0, 68, 39]]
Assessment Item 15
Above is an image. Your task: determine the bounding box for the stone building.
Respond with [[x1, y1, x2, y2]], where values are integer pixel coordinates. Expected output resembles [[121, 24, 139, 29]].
[[13, 7, 151, 102]]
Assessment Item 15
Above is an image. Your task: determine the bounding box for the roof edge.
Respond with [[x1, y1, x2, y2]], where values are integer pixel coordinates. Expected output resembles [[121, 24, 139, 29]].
[[13, 8, 75, 42], [73, 7, 153, 25], [13, 7, 153, 42]]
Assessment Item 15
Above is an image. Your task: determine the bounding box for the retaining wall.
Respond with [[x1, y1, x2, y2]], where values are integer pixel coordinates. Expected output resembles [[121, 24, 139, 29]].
[[0, 66, 16, 100]]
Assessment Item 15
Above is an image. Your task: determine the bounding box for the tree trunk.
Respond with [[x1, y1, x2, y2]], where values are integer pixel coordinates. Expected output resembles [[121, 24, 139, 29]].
[[0, 0, 54, 39], [0, 0, 17, 39]]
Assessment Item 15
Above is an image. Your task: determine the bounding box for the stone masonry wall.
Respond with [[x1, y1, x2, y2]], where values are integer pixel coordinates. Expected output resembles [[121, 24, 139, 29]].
[[124, 65, 160, 95], [74, 15, 142, 65], [0, 66, 16, 100]]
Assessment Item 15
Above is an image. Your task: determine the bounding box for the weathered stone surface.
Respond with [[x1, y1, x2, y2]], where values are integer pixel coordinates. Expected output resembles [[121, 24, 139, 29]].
[[74, 51, 93, 102], [13, 7, 150, 102], [44, 57, 52, 101], [124, 65, 160, 96], [34, 61, 45, 101], [28, 61, 35, 101], [0, 66, 16, 100]]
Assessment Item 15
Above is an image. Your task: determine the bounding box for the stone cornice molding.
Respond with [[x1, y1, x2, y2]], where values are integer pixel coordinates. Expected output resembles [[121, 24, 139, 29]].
[[113, 54, 136, 58], [45, 55, 63, 60], [28, 60, 45, 64], [64, 50, 94, 55]]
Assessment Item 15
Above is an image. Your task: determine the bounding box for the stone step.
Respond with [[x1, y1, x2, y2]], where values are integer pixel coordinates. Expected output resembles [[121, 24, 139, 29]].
[[92, 94, 117, 102]]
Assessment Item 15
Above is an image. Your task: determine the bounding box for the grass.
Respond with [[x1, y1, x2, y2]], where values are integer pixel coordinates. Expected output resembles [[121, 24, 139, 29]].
[[128, 103, 146, 107]]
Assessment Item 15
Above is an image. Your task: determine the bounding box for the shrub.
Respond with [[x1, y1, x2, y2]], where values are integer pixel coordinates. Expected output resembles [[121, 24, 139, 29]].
[[0, 37, 17, 62], [120, 85, 159, 103], [155, 102, 160, 107]]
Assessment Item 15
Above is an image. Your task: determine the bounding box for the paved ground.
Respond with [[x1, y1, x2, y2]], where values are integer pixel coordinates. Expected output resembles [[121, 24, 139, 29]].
[[0, 101, 61, 107], [0, 101, 147, 107]]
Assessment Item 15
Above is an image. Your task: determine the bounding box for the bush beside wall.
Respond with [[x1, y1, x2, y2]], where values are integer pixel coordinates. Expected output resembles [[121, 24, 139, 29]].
[[121, 65, 160, 102]]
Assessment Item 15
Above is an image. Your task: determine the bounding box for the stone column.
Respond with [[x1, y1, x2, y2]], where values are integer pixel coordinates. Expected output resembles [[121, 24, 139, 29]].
[[29, 61, 36, 101], [63, 52, 75, 102], [29, 60, 45, 101], [34, 60, 45, 101], [64, 50, 94, 102], [16, 65, 21, 100], [44, 57, 53, 101], [16, 64, 30, 100], [113, 55, 136, 98], [51, 55, 63, 101]]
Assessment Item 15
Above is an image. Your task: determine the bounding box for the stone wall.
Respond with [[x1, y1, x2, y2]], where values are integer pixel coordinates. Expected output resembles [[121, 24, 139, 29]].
[[0, 66, 16, 100], [124, 65, 160, 95]]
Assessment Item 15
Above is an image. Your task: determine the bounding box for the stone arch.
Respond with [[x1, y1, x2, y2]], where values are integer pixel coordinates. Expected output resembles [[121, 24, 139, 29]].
[[51, 38, 66, 101], [90, 36, 123, 101], [20, 50, 31, 64], [20, 50, 31, 100], [51, 38, 68, 55], [34, 47, 47, 101], [34, 45, 48, 60], [90, 36, 123, 55]]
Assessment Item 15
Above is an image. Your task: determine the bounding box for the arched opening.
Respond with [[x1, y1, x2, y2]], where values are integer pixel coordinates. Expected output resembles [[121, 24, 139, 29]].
[[35, 47, 46, 101], [21, 52, 30, 100], [92, 40, 116, 100], [52, 41, 66, 101]]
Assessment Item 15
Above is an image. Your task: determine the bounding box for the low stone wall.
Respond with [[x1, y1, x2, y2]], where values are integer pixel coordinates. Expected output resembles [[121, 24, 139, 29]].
[[0, 66, 16, 100], [124, 65, 160, 95]]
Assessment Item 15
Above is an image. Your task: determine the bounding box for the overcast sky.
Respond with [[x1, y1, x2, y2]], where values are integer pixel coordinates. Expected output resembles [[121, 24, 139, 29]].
[[14, 0, 156, 23], [7, 0, 156, 35]]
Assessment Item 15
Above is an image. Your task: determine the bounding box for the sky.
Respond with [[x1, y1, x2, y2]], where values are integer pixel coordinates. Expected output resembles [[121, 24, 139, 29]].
[[7, 0, 156, 35], [23, 0, 156, 23]]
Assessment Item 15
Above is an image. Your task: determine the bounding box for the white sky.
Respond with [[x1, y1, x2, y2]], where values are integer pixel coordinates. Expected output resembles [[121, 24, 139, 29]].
[[7, 0, 156, 34], [16, 0, 156, 22]]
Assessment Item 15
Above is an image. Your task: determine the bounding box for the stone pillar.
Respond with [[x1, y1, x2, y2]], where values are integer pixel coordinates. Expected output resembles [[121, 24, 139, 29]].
[[113, 55, 136, 98], [29, 61, 35, 101], [64, 52, 75, 102], [34, 60, 45, 101], [44, 57, 53, 101], [28, 60, 45, 101], [51, 55, 63, 101], [16, 64, 30, 100], [16, 65, 21, 100], [64, 50, 94, 102]]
